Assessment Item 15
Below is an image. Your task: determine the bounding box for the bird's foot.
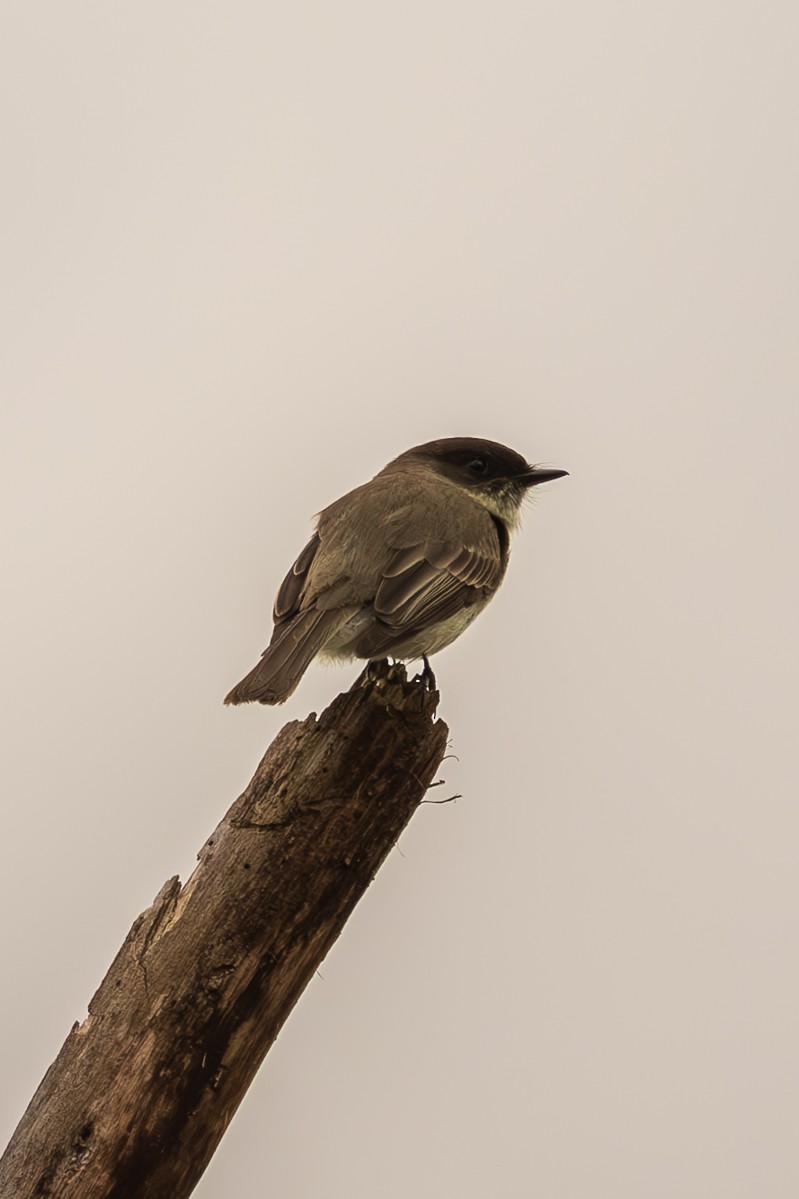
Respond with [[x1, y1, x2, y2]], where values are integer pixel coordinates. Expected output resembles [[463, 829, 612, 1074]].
[[361, 657, 391, 685], [413, 655, 437, 692], [360, 658, 407, 687]]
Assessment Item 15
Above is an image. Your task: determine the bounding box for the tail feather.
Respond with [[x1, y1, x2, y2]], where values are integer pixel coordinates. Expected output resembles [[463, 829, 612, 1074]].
[[224, 609, 348, 705]]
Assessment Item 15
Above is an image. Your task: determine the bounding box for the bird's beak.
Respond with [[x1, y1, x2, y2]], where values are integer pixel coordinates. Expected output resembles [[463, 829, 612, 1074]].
[[518, 466, 569, 487]]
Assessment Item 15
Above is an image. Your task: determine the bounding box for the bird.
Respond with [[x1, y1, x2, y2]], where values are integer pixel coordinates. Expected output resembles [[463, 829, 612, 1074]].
[[224, 437, 567, 705]]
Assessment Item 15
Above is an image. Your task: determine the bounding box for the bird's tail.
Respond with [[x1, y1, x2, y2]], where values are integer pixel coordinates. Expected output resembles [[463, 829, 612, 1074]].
[[224, 608, 349, 705]]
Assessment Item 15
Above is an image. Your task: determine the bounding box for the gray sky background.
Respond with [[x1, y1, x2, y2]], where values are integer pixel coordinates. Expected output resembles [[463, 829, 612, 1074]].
[[2, 2, 798, 1196]]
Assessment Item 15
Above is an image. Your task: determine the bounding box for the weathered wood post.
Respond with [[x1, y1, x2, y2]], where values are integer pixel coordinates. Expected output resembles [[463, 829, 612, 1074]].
[[0, 664, 448, 1198]]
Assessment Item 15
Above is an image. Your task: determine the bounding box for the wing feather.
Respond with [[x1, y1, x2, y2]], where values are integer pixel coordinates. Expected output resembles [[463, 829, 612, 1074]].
[[273, 533, 320, 622], [365, 534, 503, 649]]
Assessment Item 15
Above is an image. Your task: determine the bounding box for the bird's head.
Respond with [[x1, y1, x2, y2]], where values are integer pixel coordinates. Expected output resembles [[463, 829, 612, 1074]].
[[389, 437, 568, 527]]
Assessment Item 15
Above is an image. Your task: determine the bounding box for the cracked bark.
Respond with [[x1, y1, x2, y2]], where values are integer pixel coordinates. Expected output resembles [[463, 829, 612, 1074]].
[[0, 663, 449, 1199]]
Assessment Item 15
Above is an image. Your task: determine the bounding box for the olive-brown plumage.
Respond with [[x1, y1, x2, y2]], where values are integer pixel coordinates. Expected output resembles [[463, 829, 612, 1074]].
[[225, 437, 567, 705]]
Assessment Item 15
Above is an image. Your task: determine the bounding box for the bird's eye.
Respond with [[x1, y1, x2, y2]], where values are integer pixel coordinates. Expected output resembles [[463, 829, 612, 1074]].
[[468, 457, 488, 474]]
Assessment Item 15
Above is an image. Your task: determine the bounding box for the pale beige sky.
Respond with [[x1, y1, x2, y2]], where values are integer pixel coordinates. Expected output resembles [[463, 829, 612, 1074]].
[[2, 2, 798, 1196]]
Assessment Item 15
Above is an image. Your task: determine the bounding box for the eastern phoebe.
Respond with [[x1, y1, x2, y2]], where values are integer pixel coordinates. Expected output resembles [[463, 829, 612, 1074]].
[[225, 437, 567, 705]]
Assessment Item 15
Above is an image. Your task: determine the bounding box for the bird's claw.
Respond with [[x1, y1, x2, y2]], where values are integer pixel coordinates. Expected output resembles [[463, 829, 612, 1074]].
[[413, 655, 437, 692]]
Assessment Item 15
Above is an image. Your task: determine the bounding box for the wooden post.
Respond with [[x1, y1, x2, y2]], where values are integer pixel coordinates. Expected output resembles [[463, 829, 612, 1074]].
[[0, 664, 448, 1198]]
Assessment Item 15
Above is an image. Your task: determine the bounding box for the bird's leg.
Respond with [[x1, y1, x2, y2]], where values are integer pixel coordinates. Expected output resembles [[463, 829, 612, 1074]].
[[420, 655, 437, 691], [364, 657, 391, 684]]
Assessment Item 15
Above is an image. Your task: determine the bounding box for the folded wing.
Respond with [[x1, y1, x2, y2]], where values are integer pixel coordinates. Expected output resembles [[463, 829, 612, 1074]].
[[352, 537, 503, 658]]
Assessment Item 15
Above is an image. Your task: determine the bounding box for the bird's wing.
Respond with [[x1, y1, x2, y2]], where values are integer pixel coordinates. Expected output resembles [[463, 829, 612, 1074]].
[[272, 532, 320, 623], [352, 536, 503, 656]]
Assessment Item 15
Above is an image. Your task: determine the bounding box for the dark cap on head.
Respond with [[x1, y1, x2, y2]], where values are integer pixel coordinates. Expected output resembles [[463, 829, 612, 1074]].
[[386, 436, 568, 492]]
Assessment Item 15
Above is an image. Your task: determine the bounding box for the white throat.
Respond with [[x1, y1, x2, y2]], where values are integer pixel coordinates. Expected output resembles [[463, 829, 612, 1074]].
[[468, 487, 523, 530]]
